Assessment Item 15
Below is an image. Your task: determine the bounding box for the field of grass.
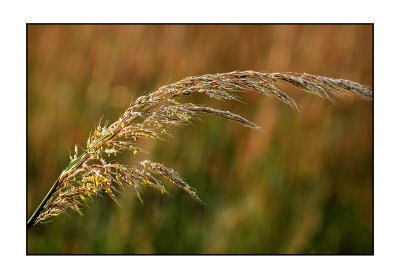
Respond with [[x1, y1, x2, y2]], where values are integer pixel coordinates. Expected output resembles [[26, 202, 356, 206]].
[[27, 24, 372, 254]]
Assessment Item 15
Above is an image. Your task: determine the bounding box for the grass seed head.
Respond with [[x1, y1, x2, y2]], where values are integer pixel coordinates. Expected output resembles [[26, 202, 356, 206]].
[[31, 70, 372, 226]]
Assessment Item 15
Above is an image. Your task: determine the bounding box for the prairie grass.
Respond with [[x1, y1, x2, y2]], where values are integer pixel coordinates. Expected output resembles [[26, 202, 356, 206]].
[[27, 70, 372, 229]]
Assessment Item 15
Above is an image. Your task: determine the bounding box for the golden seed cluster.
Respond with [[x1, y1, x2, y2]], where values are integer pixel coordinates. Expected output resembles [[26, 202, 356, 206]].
[[34, 71, 372, 225]]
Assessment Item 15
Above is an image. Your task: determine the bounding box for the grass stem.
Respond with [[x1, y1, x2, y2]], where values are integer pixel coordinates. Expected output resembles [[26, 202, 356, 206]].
[[27, 177, 61, 230]]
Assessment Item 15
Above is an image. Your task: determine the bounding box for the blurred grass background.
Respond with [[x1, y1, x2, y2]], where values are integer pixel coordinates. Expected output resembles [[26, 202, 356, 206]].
[[27, 24, 372, 254]]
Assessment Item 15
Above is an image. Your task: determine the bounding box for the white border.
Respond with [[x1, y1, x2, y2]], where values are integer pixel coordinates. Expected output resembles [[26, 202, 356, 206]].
[[1, 1, 400, 278]]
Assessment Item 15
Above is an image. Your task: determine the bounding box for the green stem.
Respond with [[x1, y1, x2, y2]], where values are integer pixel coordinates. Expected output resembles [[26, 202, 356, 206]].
[[27, 151, 89, 230], [27, 177, 61, 230]]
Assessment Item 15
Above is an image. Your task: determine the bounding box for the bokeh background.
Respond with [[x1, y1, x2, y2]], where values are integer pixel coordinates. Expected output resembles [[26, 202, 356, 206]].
[[27, 24, 372, 254]]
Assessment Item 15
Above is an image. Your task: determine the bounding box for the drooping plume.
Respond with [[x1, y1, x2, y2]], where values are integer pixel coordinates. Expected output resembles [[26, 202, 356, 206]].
[[28, 71, 372, 226]]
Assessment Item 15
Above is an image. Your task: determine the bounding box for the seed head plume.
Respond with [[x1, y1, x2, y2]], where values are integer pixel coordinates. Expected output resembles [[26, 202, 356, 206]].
[[27, 71, 372, 228]]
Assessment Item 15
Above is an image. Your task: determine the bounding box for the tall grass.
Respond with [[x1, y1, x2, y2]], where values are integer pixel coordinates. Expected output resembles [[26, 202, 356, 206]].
[[27, 70, 372, 229]]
